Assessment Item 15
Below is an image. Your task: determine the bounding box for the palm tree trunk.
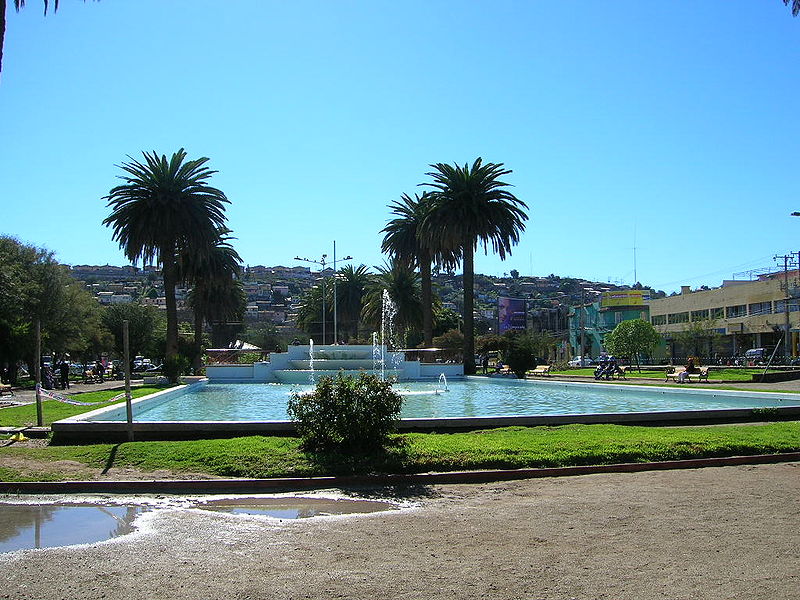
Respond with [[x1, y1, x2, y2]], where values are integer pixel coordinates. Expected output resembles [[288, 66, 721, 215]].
[[420, 251, 433, 347], [462, 239, 476, 375], [162, 256, 179, 362]]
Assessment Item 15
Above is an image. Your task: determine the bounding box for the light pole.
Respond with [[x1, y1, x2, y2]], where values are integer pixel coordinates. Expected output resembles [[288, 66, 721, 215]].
[[295, 253, 328, 344], [332, 240, 353, 345]]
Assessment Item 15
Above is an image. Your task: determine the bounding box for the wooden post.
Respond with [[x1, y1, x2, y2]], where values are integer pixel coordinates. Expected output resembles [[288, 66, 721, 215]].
[[35, 319, 43, 427], [123, 319, 134, 442]]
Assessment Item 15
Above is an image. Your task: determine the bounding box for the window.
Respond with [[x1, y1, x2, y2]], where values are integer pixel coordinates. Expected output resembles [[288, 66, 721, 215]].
[[748, 302, 772, 316], [668, 312, 689, 324], [774, 299, 800, 313], [711, 307, 724, 319], [651, 314, 666, 326], [726, 305, 746, 318], [690, 309, 710, 321]]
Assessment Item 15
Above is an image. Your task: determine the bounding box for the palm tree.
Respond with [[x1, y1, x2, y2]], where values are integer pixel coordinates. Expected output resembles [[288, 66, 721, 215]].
[[334, 264, 371, 342], [182, 233, 242, 371], [361, 260, 422, 347], [296, 284, 327, 343], [204, 276, 247, 349], [381, 192, 459, 348], [103, 149, 230, 367], [422, 158, 528, 374]]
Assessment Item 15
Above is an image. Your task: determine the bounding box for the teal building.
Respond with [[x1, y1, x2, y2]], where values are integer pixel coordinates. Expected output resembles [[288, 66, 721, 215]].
[[568, 290, 651, 359]]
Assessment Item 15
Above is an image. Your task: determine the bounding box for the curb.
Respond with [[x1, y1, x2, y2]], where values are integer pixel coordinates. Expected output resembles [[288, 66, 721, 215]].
[[1, 452, 799, 495]]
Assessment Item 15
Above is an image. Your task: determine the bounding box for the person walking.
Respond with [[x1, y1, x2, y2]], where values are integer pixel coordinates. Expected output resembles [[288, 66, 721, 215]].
[[58, 359, 70, 390]]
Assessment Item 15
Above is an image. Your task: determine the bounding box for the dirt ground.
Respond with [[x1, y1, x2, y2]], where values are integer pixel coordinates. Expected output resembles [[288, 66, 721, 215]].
[[1, 462, 798, 600]]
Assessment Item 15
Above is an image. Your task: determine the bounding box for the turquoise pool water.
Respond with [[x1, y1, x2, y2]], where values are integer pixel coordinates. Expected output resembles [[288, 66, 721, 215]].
[[85, 378, 799, 422]]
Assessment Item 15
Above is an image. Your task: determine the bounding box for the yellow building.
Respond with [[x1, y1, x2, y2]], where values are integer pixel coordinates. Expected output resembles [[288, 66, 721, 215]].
[[647, 272, 800, 359]]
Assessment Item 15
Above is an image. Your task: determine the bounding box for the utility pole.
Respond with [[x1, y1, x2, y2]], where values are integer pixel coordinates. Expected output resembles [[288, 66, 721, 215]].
[[332, 241, 353, 345], [579, 289, 587, 366], [776, 253, 794, 361], [35, 319, 43, 427], [295, 253, 329, 344]]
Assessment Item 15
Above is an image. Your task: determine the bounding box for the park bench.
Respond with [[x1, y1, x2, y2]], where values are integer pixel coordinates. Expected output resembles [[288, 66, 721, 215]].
[[529, 365, 552, 377], [0, 383, 13, 396], [612, 366, 629, 380], [665, 366, 709, 383]]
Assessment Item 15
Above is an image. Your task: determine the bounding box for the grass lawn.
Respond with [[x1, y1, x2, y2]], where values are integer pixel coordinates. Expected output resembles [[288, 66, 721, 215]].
[[0, 386, 169, 427], [1, 422, 799, 482]]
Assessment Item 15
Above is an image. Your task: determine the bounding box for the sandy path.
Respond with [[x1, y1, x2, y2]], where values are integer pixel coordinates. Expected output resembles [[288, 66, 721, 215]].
[[1, 462, 798, 600]]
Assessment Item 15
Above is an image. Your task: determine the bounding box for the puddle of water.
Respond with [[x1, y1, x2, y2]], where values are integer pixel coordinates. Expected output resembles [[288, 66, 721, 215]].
[[0, 495, 399, 553], [0, 503, 148, 554], [196, 497, 398, 519]]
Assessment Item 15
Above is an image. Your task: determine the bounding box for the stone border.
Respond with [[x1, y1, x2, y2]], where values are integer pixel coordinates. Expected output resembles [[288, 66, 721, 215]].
[[2, 452, 799, 495]]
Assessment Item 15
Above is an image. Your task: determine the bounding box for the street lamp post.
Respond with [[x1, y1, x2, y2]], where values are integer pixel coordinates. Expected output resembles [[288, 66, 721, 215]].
[[296, 242, 353, 346], [332, 240, 353, 345], [295, 253, 328, 344]]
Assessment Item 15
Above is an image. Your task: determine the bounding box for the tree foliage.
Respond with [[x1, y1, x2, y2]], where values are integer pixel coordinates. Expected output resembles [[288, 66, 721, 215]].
[[382, 192, 459, 347], [103, 148, 231, 368], [421, 158, 528, 374], [604, 319, 661, 370], [0, 236, 107, 381], [501, 331, 553, 378], [671, 319, 723, 360], [361, 260, 423, 346], [102, 303, 163, 362]]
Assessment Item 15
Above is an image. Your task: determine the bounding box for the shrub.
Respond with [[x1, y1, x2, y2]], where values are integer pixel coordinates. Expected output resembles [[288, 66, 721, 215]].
[[287, 373, 403, 453], [504, 336, 539, 379], [162, 355, 189, 383]]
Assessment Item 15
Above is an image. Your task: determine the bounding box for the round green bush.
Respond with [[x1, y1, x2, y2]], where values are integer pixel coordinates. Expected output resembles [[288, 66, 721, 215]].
[[287, 373, 403, 453]]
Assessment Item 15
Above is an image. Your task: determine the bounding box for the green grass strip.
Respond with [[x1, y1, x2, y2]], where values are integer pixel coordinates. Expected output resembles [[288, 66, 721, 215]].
[[0, 386, 169, 427], [554, 368, 764, 381], [1, 422, 799, 482]]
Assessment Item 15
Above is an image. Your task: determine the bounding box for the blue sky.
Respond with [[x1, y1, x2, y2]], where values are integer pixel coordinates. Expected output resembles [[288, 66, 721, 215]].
[[1, 1, 799, 293]]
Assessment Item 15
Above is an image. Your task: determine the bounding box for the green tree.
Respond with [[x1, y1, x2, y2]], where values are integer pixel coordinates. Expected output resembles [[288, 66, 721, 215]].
[[604, 318, 661, 371], [432, 306, 460, 338], [431, 328, 464, 362], [361, 260, 423, 347], [103, 149, 230, 374], [334, 264, 371, 342], [381, 192, 459, 348], [182, 234, 243, 371], [296, 283, 329, 343], [0, 236, 109, 381], [672, 319, 723, 361], [102, 303, 163, 365], [422, 158, 528, 374], [245, 323, 286, 353], [501, 331, 552, 378], [205, 277, 247, 349]]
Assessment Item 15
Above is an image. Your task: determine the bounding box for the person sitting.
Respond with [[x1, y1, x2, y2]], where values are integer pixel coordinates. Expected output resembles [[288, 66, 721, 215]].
[[678, 358, 699, 383]]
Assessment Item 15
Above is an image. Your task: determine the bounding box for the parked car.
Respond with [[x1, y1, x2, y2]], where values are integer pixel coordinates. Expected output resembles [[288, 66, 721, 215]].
[[568, 356, 595, 367], [743, 348, 768, 365]]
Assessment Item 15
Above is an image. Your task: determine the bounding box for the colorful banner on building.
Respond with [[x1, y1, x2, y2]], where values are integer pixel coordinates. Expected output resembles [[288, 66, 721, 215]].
[[498, 297, 527, 333], [600, 290, 651, 308]]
